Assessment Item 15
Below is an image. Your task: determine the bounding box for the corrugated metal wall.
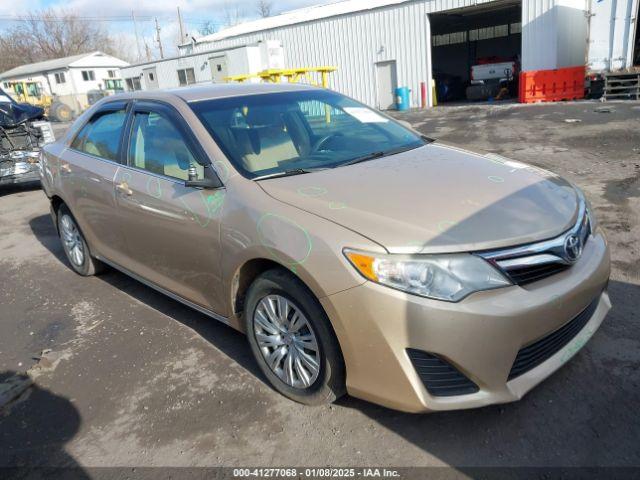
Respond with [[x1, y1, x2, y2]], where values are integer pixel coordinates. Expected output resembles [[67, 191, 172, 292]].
[[588, 0, 639, 72], [191, 0, 499, 108]]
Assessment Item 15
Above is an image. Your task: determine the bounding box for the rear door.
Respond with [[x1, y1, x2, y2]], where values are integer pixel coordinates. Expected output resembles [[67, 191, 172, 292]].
[[114, 101, 226, 314], [63, 101, 130, 265]]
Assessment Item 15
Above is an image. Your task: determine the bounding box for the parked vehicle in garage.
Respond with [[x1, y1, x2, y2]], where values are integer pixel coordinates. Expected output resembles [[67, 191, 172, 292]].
[[39, 84, 610, 412], [1, 88, 55, 186]]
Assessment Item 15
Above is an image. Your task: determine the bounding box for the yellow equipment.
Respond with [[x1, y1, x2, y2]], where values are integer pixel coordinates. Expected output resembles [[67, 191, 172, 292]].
[[8, 81, 53, 109], [224, 66, 337, 88], [7, 81, 73, 122], [225, 66, 338, 123]]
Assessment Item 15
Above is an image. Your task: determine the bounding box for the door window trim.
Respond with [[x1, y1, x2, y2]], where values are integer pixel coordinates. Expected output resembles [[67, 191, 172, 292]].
[[122, 100, 218, 185], [68, 100, 131, 165]]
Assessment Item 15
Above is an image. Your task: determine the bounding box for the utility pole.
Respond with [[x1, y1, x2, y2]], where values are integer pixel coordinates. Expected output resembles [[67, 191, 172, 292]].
[[155, 17, 164, 59], [144, 41, 152, 62], [177, 6, 185, 45], [132, 11, 142, 62]]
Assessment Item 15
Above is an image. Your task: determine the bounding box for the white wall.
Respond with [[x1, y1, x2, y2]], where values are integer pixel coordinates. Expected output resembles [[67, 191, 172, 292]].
[[588, 0, 639, 72], [522, 0, 588, 71], [120, 44, 280, 91]]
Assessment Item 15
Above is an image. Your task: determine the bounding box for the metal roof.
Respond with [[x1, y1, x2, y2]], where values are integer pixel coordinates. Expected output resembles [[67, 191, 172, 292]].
[[0, 51, 123, 79], [195, 0, 413, 43]]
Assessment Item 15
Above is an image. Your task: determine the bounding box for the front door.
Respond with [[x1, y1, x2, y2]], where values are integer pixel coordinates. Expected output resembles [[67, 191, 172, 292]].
[[143, 67, 159, 90], [209, 56, 228, 83], [376, 60, 398, 110], [114, 102, 226, 314]]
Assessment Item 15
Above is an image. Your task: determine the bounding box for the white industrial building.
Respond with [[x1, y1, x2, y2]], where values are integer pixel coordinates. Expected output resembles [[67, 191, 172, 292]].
[[120, 41, 285, 91], [0, 51, 129, 112], [122, 0, 639, 108]]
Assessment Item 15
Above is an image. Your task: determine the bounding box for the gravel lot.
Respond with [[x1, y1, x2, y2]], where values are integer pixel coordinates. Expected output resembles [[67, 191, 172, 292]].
[[1, 102, 639, 473]]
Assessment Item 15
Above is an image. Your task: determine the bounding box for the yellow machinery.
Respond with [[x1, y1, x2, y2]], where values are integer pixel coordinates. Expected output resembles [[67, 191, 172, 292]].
[[224, 66, 338, 122], [224, 66, 337, 88], [6, 81, 73, 122], [8, 81, 53, 109]]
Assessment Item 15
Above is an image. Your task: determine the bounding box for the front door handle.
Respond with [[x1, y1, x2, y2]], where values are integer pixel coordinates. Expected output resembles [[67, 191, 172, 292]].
[[115, 181, 133, 196]]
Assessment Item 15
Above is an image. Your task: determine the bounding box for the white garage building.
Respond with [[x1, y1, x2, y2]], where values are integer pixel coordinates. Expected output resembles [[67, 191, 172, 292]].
[[179, 0, 595, 108]]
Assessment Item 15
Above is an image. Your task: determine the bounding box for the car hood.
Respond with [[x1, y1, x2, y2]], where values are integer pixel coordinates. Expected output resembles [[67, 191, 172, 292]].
[[258, 143, 580, 253]]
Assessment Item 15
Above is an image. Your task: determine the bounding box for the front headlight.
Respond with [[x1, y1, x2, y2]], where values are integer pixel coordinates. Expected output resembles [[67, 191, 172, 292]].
[[344, 249, 512, 302]]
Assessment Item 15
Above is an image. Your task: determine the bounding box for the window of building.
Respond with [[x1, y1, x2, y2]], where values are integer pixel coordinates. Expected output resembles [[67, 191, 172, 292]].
[[54, 72, 66, 84], [125, 77, 142, 91], [107, 70, 116, 78], [128, 111, 203, 181], [177, 68, 196, 86], [81, 70, 95, 81], [71, 109, 127, 161]]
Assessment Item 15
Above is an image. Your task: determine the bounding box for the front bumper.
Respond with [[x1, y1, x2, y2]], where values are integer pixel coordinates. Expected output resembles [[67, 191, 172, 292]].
[[321, 229, 611, 413], [0, 162, 41, 186]]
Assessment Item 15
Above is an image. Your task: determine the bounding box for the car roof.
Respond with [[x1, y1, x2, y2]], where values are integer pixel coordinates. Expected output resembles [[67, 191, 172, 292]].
[[109, 82, 322, 104]]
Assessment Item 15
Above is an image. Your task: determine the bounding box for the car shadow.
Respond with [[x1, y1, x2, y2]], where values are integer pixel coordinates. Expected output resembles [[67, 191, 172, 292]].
[[0, 371, 89, 477], [0, 181, 41, 198]]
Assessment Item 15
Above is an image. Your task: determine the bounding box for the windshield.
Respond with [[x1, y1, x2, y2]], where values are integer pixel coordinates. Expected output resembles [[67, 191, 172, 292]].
[[190, 89, 425, 179]]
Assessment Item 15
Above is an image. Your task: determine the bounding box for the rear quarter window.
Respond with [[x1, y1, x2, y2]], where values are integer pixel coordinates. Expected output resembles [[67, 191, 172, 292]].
[[71, 109, 126, 161]]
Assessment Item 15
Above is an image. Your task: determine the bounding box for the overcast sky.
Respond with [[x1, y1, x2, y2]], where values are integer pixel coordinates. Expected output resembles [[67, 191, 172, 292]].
[[0, 0, 335, 61]]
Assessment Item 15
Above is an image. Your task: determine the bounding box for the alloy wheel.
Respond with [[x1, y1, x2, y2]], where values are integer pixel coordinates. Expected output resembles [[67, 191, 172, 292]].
[[253, 294, 320, 389], [60, 214, 85, 267]]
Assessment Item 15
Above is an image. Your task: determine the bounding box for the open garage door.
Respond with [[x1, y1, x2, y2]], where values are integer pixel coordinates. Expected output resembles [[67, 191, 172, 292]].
[[429, 0, 522, 104]]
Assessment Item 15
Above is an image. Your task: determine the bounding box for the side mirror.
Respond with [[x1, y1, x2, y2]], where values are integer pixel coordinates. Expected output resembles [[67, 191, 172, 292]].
[[184, 176, 222, 189]]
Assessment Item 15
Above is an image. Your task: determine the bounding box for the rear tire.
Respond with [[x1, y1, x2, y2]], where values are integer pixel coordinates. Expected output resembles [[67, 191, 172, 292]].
[[244, 269, 346, 405], [57, 205, 103, 276]]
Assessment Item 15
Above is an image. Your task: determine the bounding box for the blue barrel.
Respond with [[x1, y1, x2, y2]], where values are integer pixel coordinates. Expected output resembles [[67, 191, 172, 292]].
[[395, 87, 410, 111]]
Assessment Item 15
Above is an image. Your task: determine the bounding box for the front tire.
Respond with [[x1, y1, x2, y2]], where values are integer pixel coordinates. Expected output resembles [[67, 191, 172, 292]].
[[244, 269, 346, 405], [57, 205, 103, 276]]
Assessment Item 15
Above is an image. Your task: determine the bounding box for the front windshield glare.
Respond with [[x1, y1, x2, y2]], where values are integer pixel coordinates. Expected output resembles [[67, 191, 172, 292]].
[[189, 89, 425, 179]]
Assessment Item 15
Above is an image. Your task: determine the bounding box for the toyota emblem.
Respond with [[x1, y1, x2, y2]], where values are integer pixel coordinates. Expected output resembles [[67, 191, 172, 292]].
[[564, 234, 583, 263]]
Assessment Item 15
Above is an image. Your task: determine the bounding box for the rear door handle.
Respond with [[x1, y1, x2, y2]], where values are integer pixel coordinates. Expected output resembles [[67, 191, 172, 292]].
[[115, 181, 133, 196], [60, 163, 72, 174]]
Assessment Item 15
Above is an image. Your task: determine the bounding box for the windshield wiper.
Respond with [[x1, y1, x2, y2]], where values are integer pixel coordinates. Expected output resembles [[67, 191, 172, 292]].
[[253, 167, 328, 181], [339, 143, 425, 168], [339, 151, 385, 167]]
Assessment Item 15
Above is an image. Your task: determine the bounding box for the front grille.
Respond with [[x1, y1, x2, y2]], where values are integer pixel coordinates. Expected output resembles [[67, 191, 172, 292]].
[[508, 294, 600, 380], [477, 198, 592, 286], [505, 262, 570, 285], [407, 349, 479, 397]]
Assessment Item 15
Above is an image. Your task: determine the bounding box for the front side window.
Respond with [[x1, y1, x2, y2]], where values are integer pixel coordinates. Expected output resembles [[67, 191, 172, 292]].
[[128, 111, 203, 181], [71, 109, 126, 161], [177, 68, 196, 86], [82, 70, 95, 81], [190, 89, 425, 179]]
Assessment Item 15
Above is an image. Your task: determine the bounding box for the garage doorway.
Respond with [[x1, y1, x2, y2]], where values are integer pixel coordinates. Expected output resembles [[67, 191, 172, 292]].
[[210, 55, 228, 83], [376, 60, 398, 110], [429, 0, 522, 104]]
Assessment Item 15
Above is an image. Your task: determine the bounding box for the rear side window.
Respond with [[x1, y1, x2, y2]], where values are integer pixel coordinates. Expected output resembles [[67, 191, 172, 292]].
[[128, 111, 203, 181], [71, 109, 126, 161]]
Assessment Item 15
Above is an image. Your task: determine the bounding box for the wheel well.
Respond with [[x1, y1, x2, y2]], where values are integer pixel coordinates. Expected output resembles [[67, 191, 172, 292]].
[[233, 259, 290, 316], [50, 195, 65, 226]]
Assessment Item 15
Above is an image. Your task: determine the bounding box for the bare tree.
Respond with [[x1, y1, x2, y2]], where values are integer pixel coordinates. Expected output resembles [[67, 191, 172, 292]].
[[0, 9, 128, 73], [198, 20, 218, 36], [223, 4, 245, 26], [256, 0, 273, 18]]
